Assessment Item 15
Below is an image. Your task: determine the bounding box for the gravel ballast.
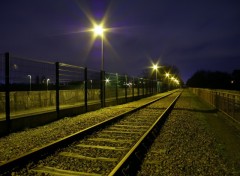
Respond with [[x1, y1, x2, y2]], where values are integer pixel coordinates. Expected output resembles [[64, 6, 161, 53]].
[[0, 91, 173, 163], [138, 90, 240, 175], [4, 92, 180, 175], [1, 89, 239, 175]]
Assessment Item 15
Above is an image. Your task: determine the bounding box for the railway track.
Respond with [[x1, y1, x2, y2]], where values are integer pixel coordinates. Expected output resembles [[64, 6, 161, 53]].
[[0, 90, 181, 175]]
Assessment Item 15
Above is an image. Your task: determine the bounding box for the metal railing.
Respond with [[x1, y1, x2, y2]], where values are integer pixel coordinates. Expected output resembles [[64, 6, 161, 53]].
[[190, 88, 240, 124], [0, 52, 159, 131]]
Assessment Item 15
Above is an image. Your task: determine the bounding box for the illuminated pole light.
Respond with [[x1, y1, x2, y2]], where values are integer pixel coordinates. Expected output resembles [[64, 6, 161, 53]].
[[170, 76, 179, 88], [47, 78, 50, 91], [90, 80, 93, 90], [171, 76, 175, 88], [152, 64, 158, 81], [93, 25, 104, 36], [92, 24, 106, 107], [152, 63, 159, 93], [93, 25, 105, 71], [165, 73, 170, 91], [105, 78, 110, 84], [165, 73, 170, 78], [27, 75, 31, 91], [175, 79, 180, 85]]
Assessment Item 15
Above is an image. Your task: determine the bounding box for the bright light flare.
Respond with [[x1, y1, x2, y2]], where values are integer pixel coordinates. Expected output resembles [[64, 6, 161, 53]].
[[153, 64, 158, 70], [93, 25, 104, 36], [165, 73, 170, 78], [149, 60, 160, 73]]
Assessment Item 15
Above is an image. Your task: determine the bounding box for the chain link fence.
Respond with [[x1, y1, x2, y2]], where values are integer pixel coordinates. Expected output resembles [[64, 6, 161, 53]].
[[0, 53, 162, 132], [190, 88, 240, 124], [0, 53, 5, 118], [58, 63, 85, 109], [9, 56, 56, 116]]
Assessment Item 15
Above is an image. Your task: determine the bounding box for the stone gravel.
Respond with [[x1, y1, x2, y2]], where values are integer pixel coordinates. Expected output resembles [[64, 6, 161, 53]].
[[12, 92, 179, 175], [138, 90, 239, 175], [0, 91, 172, 163], [3, 89, 238, 175]]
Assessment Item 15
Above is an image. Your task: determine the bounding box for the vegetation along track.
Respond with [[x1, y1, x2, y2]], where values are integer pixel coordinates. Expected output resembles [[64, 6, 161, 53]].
[[0, 90, 181, 175]]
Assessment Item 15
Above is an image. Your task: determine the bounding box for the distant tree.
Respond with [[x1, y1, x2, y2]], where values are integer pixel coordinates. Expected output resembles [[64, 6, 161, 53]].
[[186, 70, 208, 88], [231, 70, 240, 90], [186, 70, 232, 89]]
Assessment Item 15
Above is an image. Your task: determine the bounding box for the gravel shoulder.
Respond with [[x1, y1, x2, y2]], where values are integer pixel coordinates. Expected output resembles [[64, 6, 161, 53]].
[[138, 89, 240, 175], [190, 90, 240, 173]]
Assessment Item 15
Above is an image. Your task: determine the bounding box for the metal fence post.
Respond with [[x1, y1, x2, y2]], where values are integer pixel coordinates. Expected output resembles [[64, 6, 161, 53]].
[[146, 80, 148, 95], [146, 79, 148, 95], [137, 78, 140, 98], [125, 75, 127, 102], [5, 52, 10, 132], [233, 95, 235, 118], [55, 62, 60, 118], [151, 79, 154, 94], [103, 71, 106, 107], [116, 73, 118, 104], [100, 70, 105, 108], [84, 67, 88, 112], [132, 77, 134, 100]]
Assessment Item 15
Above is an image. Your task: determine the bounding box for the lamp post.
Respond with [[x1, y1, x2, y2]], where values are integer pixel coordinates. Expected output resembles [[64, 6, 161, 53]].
[[27, 75, 31, 91], [165, 73, 170, 91], [93, 25, 105, 71], [90, 80, 92, 90], [171, 76, 176, 89], [92, 24, 106, 107], [152, 63, 159, 92], [47, 78, 50, 91], [153, 64, 158, 81]]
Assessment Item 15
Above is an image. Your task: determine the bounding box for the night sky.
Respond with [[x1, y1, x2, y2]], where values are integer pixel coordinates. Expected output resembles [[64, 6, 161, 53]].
[[1, 0, 240, 83]]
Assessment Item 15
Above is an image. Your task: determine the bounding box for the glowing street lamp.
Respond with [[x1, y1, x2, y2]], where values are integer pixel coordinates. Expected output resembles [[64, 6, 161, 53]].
[[93, 24, 105, 71], [92, 24, 107, 107], [105, 78, 110, 84], [152, 64, 159, 81], [171, 76, 175, 82], [165, 73, 170, 78], [165, 73, 170, 91], [93, 25, 104, 36], [152, 63, 159, 93], [47, 78, 50, 91], [90, 80, 93, 90], [27, 75, 31, 91], [170, 76, 180, 87]]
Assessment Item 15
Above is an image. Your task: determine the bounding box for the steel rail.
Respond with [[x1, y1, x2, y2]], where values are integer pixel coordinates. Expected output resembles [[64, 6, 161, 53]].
[[0, 91, 178, 175], [109, 91, 182, 176]]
